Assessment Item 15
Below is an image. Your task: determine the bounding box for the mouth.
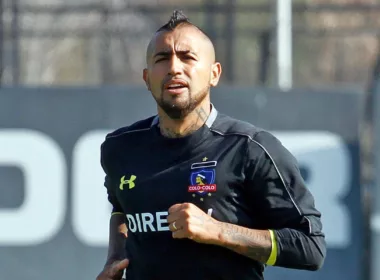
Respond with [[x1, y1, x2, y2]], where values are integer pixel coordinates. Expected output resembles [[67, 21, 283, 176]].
[[163, 80, 189, 95]]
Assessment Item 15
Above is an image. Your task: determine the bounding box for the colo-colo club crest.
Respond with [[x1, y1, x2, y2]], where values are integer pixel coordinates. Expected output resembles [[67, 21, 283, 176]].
[[188, 160, 217, 200]]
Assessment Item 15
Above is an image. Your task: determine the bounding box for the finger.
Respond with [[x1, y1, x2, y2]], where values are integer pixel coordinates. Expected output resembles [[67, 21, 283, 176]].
[[166, 212, 181, 224], [168, 220, 183, 232], [172, 228, 188, 239], [115, 259, 129, 270], [168, 203, 183, 214], [110, 259, 129, 276]]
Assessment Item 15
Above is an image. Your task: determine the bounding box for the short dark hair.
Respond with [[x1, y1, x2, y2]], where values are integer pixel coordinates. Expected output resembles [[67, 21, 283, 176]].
[[156, 10, 193, 32]]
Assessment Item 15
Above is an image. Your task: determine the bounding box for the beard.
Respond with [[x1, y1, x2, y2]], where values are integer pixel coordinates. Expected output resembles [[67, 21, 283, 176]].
[[154, 85, 210, 120]]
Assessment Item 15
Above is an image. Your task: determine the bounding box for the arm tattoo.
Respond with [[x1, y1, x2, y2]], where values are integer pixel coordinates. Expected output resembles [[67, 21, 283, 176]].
[[218, 223, 272, 263], [160, 107, 209, 138]]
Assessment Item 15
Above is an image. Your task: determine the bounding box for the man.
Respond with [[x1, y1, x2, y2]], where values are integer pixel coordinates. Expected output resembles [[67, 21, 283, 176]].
[[96, 10, 326, 280]]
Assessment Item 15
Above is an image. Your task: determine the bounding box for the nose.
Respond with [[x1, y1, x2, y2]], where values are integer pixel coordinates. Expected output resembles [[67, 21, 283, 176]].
[[167, 55, 183, 76]]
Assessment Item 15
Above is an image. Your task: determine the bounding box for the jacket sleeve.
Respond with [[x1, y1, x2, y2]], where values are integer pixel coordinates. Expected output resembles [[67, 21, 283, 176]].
[[100, 138, 124, 214], [245, 131, 326, 271]]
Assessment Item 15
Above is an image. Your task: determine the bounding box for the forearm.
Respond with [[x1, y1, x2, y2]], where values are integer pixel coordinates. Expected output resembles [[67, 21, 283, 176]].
[[212, 222, 325, 270], [213, 222, 272, 264], [274, 228, 326, 270], [105, 213, 128, 266]]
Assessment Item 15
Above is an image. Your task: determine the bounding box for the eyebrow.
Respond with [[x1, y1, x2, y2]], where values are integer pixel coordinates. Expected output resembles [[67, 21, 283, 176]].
[[153, 50, 196, 58]]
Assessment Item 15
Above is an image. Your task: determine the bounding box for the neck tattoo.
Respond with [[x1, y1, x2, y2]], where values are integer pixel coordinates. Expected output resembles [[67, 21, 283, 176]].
[[160, 107, 209, 138]]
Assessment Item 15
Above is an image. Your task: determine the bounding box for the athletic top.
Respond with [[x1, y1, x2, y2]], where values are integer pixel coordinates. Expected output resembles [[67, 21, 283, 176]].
[[100, 105, 326, 280]]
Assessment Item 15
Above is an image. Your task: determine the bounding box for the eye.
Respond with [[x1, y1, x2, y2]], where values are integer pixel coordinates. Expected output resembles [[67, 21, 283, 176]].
[[183, 55, 196, 61], [155, 57, 167, 63]]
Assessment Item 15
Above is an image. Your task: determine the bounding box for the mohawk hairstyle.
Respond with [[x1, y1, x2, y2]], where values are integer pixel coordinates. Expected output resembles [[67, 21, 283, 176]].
[[156, 10, 193, 32], [146, 10, 215, 64]]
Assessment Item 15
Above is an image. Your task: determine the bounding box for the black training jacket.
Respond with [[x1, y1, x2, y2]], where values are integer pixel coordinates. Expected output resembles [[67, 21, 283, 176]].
[[100, 106, 326, 280]]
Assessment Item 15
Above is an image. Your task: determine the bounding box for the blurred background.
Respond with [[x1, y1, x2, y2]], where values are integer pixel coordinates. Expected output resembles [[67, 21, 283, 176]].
[[0, 0, 379, 279]]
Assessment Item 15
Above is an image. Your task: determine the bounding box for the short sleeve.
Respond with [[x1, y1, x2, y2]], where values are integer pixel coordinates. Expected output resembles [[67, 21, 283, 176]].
[[101, 140, 124, 214]]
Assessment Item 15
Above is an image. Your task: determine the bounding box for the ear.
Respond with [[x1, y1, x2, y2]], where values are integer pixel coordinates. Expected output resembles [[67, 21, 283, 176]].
[[143, 68, 150, 90], [210, 62, 222, 87]]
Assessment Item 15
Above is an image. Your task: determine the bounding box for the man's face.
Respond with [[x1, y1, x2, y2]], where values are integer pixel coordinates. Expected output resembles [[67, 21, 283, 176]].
[[143, 25, 221, 119]]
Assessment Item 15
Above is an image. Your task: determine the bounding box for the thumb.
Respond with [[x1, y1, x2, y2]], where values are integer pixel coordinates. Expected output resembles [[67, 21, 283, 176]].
[[110, 259, 129, 276]]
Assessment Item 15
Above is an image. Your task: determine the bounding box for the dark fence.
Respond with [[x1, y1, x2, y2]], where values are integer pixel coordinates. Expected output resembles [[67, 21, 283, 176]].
[[0, 1, 380, 87]]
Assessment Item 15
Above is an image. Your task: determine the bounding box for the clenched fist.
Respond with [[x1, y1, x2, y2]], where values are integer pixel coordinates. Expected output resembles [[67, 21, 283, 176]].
[[167, 203, 221, 244]]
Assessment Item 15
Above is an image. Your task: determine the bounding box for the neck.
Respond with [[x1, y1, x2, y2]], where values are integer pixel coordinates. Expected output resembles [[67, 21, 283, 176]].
[[158, 103, 211, 138]]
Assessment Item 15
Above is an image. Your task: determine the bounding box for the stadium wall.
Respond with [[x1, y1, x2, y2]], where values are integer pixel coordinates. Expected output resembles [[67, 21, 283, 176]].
[[0, 87, 365, 280]]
